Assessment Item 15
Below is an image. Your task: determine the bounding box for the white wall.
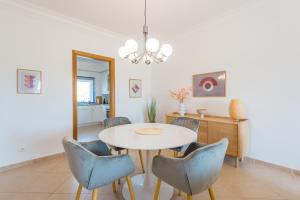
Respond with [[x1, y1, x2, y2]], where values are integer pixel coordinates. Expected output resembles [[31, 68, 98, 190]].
[[1, 0, 299, 171], [0, 1, 152, 167], [152, 0, 300, 170]]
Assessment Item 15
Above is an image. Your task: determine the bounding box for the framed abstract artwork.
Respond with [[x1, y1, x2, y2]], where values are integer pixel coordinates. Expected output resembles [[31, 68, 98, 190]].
[[129, 79, 142, 98], [193, 71, 226, 97], [17, 69, 42, 94]]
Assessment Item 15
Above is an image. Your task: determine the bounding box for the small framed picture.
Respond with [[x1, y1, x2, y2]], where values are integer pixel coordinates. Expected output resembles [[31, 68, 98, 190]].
[[17, 69, 42, 94], [129, 79, 142, 98], [193, 71, 226, 97]]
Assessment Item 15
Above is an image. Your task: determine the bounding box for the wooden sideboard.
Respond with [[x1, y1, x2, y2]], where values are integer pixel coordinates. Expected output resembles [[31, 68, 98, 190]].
[[165, 113, 249, 167]]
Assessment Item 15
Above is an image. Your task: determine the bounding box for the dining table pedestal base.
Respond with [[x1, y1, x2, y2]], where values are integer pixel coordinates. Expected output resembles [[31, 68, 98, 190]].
[[122, 174, 174, 200]]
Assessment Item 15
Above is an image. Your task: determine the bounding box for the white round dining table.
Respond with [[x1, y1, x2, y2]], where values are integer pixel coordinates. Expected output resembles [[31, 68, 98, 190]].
[[98, 123, 197, 200]]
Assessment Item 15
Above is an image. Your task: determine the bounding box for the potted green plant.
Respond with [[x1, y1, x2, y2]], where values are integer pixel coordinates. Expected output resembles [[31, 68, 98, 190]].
[[147, 99, 156, 123]]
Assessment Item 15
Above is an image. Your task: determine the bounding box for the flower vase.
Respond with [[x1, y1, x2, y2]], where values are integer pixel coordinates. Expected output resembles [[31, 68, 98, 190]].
[[178, 103, 186, 116]]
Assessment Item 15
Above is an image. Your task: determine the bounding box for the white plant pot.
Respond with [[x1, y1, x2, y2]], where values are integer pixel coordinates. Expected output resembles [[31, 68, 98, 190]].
[[178, 103, 186, 116]]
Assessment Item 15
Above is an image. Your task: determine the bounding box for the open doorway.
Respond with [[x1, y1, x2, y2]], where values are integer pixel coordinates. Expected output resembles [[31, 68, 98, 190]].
[[72, 50, 115, 141]]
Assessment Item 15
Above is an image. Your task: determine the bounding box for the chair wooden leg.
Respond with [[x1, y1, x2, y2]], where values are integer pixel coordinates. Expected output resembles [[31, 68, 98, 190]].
[[112, 181, 117, 193], [235, 157, 240, 168], [154, 179, 161, 200], [126, 149, 129, 154], [174, 151, 179, 158], [126, 176, 135, 200], [118, 151, 121, 184], [178, 190, 181, 196], [75, 184, 82, 200], [187, 194, 192, 200], [157, 149, 161, 155], [173, 151, 181, 196], [138, 150, 145, 173], [92, 189, 98, 200], [208, 187, 215, 200]]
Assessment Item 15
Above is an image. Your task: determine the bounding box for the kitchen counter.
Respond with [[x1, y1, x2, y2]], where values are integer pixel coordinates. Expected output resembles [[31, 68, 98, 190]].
[[78, 103, 109, 107], [77, 104, 109, 126]]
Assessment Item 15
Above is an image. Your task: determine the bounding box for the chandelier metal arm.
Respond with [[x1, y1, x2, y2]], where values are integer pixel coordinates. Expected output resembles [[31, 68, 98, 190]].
[[118, 0, 173, 65]]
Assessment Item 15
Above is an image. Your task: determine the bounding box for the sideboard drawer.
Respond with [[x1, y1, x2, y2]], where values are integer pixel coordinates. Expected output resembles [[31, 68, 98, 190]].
[[208, 121, 238, 156], [165, 116, 176, 124], [200, 120, 208, 127], [198, 121, 208, 143], [165, 113, 249, 168]]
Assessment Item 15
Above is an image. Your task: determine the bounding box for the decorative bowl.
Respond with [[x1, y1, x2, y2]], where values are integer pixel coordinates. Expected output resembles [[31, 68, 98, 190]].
[[196, 109, 207, 118]]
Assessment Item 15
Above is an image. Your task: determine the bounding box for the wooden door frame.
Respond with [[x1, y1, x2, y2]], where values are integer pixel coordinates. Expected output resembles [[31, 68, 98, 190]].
[[72, 50, 115, 140]]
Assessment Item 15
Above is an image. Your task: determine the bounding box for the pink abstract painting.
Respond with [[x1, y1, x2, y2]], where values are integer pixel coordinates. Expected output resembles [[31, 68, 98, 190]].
[[17, 69, 41, 94], [129, 79, 142, 98]]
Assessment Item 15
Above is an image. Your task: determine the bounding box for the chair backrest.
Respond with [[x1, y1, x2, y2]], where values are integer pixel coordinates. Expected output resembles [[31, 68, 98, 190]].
[[103, 117, 131, 128], [62, 137, 96, 188], [171, 117, 200, 133], [184, 138, 228, 195]]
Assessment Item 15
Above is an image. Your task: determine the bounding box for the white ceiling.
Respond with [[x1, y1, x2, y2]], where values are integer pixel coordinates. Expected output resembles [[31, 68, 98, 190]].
[[21, 0, 256, 38], [77, 56, 109, 73]]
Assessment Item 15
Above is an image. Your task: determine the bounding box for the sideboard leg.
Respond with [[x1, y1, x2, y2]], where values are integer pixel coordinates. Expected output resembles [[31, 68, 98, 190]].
[[235, 157, 240, 168]]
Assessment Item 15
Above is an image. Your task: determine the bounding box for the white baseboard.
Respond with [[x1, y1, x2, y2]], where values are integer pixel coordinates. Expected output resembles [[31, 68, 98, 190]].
[[1, 152, 299, 177], [245, 157, 300, 176], [78, 122, 103, 127], [0, 152, 65, 173]]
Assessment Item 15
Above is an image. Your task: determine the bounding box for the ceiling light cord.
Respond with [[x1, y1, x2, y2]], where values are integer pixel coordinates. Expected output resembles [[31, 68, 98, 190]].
[[144, 0, 147, 26], [143, 0, 148, 36], [143, 0, 148, 52]]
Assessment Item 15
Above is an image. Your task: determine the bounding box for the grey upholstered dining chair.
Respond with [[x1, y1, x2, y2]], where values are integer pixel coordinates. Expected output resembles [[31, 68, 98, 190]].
[[104, 117, 145, 173], [152, 138, 228, 200], [62, 137, 136, 200], [168, 117, 200, 157]]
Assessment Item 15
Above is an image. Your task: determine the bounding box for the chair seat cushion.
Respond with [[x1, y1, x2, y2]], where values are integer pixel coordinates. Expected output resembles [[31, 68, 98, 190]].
[[170, 144, 189, 153], [80, 140, 111, 156], [170, 146, 183, 152]]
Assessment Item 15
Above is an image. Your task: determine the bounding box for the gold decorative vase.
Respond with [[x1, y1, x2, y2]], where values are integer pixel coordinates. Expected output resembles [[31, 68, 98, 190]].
[[229, 99, 245, 120]]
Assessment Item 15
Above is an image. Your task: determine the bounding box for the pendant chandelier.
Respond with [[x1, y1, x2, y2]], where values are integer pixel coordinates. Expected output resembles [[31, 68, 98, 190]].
[[118, 0, 173, 65]]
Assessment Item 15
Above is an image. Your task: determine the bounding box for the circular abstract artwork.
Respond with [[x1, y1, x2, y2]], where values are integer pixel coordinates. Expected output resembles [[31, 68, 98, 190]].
[[200, 77, 218, 92], [193, 71, 226, 97]]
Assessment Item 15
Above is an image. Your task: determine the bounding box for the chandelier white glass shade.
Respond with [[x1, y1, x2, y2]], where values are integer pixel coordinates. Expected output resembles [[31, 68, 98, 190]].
[[118, 0, 173, 65]]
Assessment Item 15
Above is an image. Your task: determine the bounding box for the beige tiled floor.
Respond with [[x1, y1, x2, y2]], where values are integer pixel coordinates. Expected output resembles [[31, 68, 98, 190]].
[[0, 151, 299, 200], [78, 124, 104, 142]]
